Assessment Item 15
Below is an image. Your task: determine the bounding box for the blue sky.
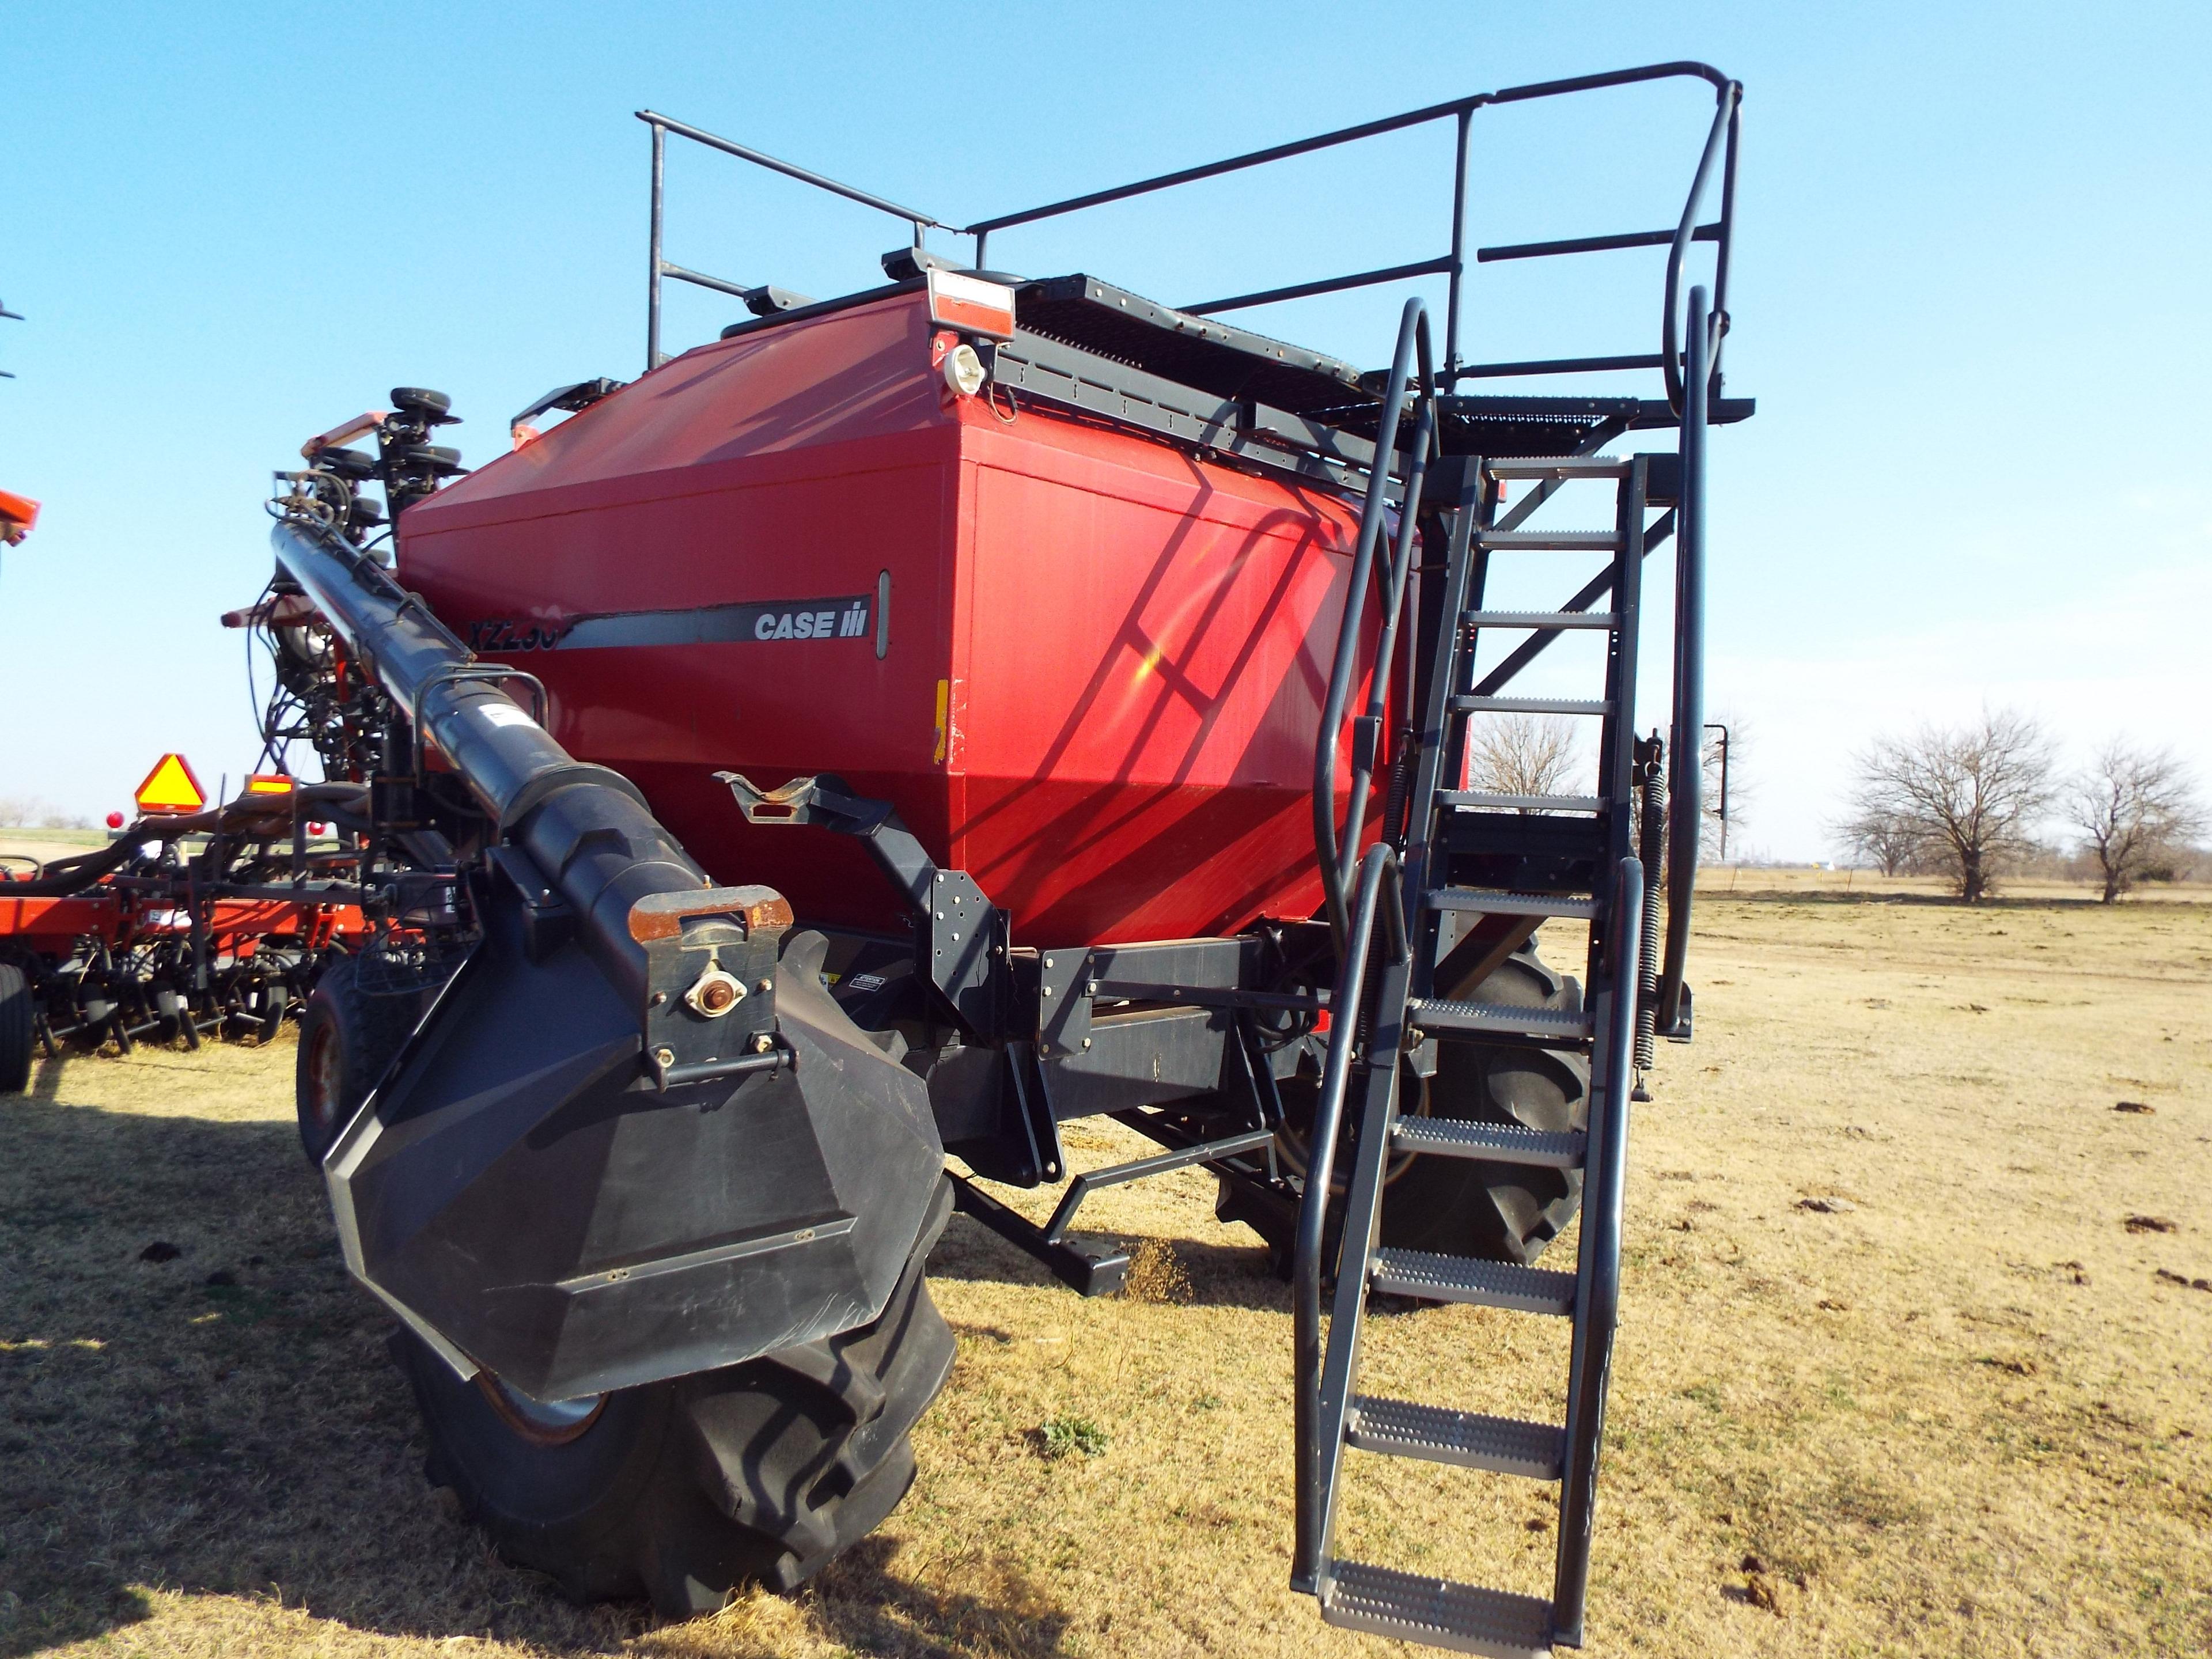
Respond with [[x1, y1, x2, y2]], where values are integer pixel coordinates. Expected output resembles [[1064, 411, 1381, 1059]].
[[2, 1, 2206, 857]]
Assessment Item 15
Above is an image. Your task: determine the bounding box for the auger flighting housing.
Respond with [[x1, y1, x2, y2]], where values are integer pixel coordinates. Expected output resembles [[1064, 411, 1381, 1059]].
[[267, 512, 945, 1404]]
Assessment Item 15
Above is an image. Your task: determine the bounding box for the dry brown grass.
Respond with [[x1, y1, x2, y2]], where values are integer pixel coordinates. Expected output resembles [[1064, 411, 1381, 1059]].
[[3, 888, 2208, 1657]]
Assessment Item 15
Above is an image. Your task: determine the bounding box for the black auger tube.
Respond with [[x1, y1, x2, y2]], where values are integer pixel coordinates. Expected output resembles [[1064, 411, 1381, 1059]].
[[281, 513, 945, 1405], [270, 518, 714, 1010]]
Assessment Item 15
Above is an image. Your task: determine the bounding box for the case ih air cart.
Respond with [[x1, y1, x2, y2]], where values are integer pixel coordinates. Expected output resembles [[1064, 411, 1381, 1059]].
[[217, 63, 1739, 1655]]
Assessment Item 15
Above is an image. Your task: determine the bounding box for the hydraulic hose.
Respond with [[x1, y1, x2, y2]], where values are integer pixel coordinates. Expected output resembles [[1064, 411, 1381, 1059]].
[[0, 796, 304, 897]]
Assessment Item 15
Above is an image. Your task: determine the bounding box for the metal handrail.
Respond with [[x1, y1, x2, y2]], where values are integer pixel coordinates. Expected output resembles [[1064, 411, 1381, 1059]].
[[634, 63, 1741, 391], [1310, 301, 1433, 946], [637, 109, 952, 368], [1656, 287, 1713, 1034], [1659, 89, 1741, 411], [1292, 841, 1406, 1589], [1551, 854, 1643, 1643], [969, 62, 1737, 389]]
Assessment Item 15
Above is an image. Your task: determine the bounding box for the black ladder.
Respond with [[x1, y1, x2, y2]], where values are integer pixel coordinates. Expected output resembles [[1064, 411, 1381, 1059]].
[[1292, 293, 1714, 1654]]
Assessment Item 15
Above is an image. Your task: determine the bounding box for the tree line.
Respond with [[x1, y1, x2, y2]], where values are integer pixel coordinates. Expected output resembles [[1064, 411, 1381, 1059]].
[[1836, 709, 2205, 903], [1460, 707, 2203, 905]]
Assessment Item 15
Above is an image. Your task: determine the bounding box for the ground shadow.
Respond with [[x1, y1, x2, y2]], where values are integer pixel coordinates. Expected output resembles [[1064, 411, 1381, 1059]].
[[0, 1093, 1073, 1656], [791, 1534, 1076, 1657], [927, 1205, 1294, 1314]]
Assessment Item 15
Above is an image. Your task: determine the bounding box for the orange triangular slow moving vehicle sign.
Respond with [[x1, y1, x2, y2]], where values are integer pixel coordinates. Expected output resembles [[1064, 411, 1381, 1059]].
[[134, 753, 206, 815]]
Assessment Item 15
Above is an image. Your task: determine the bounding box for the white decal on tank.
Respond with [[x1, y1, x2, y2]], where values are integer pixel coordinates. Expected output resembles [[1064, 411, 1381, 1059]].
[[551, 594, 874, 649]]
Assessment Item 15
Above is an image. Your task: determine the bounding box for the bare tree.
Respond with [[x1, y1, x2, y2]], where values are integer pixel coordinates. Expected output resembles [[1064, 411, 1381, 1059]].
[[0, 797, 92, 831], [1465, 714, 1583, 809], [1844, 709, 2056, 902], [2066, 740, 2205, 903], [1835, 805, 1923, 876]]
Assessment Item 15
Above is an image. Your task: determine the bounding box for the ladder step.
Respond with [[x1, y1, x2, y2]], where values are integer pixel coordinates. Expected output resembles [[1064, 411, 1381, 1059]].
[[1436, 791, 1607, 813], [1323, 1560, 1555, 1657], [1425, 885, 1601, 918], [1371, 1249, 1578, 1316], [1452, 696, 1612, 716], [1462, 609, 1618, 630], [1474, 531, 1622, 551], [1485, 454, 1628, 480], [1347, 1396, 1566, 1478], [1392, 1117, 1587, 1169], [1407, 999, 1596, 1041]]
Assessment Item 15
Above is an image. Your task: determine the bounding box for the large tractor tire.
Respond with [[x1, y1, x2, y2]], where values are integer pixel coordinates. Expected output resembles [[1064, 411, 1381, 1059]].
[[1228, 940, 1589, 1271], [1381, 941, 1590, 1266], [0, 963, 34, 1094], [294, 954, 419, 1165], [394, 1175, 956, 1618]]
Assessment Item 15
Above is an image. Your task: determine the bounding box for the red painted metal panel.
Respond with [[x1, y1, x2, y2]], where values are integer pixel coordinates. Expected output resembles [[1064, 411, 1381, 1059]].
[[0, 893, 120, 945], [400, 288, 1381, 946], [946, 417, 1366, 941]]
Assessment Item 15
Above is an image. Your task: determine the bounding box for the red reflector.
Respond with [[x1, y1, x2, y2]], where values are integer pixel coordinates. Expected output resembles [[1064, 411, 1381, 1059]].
[[926, 270, 1016, 341], [105, 810, 126, 830]]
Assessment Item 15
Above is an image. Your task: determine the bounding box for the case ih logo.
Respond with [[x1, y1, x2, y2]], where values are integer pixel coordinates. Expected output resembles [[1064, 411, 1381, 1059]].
[[476, 594, 874, 653], [751, 599, 870, 641]]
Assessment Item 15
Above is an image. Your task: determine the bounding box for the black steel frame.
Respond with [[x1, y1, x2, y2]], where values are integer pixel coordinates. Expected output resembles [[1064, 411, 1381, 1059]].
[[625, 74, 1741, 1649], [638, 60, 1740, 401]]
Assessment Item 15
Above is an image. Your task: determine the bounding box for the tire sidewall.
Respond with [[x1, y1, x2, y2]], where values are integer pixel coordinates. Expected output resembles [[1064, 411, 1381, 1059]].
[[294, 955, 409, 1164], [396, 1331, 677, 1547], [0, 963, 33, 1095]]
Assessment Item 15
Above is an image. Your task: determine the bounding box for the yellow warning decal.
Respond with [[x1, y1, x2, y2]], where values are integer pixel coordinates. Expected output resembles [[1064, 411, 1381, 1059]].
[[134, 753, 206, 815]]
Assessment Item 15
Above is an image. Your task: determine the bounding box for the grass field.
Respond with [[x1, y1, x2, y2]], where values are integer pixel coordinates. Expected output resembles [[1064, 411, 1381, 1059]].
[[2, 880, 2207, 1657]]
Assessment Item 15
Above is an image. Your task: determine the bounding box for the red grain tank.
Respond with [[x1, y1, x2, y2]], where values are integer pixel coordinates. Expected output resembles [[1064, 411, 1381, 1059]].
[[399, 281, 1381, 945]]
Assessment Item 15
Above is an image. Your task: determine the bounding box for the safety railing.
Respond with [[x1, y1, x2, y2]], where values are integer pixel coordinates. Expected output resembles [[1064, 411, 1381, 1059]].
[[1551, 853, 1642, 1643], [638, 110, 954, 369], [635, 61, 1742, 401], [1310, 300, 1434, 948], [1291, 840, 1407, 1590], [1656, 285, 1714, 1033]]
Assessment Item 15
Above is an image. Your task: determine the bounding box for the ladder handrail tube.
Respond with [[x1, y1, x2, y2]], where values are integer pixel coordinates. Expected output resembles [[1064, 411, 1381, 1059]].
[[1660, 86, 1741, 412], [1334, 396, 1435, 906], [1656, 289, 1711, 1033], [1292, 842, 1406, 1589], [1311, 301, 1431, 946], [1552, 854, 1643, 1642]]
